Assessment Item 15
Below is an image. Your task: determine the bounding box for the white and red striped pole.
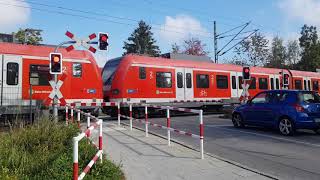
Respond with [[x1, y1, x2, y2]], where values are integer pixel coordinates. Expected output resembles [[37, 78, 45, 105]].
[[73, 137, 79, 180], [167, 108, 171, 146], [77, 110, 80, 128], [145, 105, 148, 137], [129, 104, 133, 131], [65, 106, 69, 125], [99, 119, 103, 163], [199, 109, 204, 159], [117, 103, 120, 126], [71, 107, 74, 123], [87, 113, 91, 137]]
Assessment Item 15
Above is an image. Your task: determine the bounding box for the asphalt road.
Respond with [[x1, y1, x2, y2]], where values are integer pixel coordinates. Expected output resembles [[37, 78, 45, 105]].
[[103, 114, 320, 180]]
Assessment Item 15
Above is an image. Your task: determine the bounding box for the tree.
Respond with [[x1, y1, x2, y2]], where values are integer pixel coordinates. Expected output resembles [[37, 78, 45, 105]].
[[266, 36, 286, 68], [171, 43, 180, 54], [182, 38, 208, 56], [170, 38, 208, 56], [286, 40, 300, 68], [297, 24, 320, 71], [14, 28, 43, 45], [123, 20, 160, 56], [236, 32, 269, 66]]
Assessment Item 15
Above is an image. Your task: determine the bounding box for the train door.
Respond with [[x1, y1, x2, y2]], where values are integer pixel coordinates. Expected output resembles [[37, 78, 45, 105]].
[[176, 68, 185, 101], [0, 54, 22, 106], [303, 77, 311, 90], [184, 68, 194, 100], [269, 74, 275, 90], [230, 71, 238, 98]]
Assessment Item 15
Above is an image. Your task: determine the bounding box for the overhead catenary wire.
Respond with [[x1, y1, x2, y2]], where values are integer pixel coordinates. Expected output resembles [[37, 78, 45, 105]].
[[9, 0, 212, 36], [0, 1, 212, 38]]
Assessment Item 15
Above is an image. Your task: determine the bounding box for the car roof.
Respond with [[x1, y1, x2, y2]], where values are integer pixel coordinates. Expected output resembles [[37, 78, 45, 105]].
[[261, 90, 314, 94]]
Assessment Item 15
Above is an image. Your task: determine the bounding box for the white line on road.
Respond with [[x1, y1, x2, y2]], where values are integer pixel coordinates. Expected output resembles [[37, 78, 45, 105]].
[[206, 125, 320, 148]]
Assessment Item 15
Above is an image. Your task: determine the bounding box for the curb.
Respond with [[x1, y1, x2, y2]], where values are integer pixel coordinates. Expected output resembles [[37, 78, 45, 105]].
[[121, 122, 279, 180]]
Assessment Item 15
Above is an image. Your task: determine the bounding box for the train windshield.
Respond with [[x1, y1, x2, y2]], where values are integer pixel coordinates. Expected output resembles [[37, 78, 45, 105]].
[[102, 57, 122, 85]]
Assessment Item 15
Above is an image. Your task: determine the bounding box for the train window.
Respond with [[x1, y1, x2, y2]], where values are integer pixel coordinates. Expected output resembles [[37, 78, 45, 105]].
[[29, 64, 50, 86], [216, 75, 228, 89], [232, 76, 236, 89], [313, 81, 319, 91], [177, 72, 183, 88], [304, 80, 307, 90], [249, 77, 256, 89], [308, 80, 311, 90], [139, 67, 146, 80], [186, 73, 192, 88], [259, 78, 268, 90], [238, 76, 243, 89], [295, 80, 302, 90], [156, 72, 172, 88], [7, 63, 19, 85], [276, 78, 280, 89], [271, 78, 274, 90], [196, 74, 209, 88], [72, 63, 82, 77]]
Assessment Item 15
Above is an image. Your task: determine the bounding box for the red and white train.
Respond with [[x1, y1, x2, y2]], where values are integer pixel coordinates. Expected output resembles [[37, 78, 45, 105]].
[[102, 54, 320, 106], [1, 42, 320, 115], [0, 43, 103, 114]]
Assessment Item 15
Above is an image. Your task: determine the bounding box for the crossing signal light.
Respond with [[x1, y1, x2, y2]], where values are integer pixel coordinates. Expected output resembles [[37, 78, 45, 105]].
[[283, 73, 289, 86], [98, 32, 109, 50], [50, 53, 62, 74], [242, 66, 250, 80]]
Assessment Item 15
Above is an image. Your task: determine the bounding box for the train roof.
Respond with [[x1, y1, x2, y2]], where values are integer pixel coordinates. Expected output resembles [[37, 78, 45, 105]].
[[0, 42, 97, 65], [121, 54, 320, 78]]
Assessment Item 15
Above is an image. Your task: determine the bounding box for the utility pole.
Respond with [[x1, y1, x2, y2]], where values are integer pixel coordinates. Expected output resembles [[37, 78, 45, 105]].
[[213, 21, 218, 63]]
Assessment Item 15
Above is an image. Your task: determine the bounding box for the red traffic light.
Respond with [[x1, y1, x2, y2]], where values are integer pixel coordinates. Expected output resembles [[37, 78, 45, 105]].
[[244, 68, 250, 73], [53, 55, 60, 63], [98, 32, 109, 50], [49, 52, 62, 74], [101, 34, 108, 42]]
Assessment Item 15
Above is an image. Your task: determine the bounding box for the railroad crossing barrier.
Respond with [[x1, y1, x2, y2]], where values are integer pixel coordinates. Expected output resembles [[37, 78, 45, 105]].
[[118, 103, 204, 159], [63, 102, 204, 159], [70, 106, 103, 180]]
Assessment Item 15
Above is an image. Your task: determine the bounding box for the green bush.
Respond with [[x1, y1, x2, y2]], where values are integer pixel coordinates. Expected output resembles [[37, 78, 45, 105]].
[[0, 119, 124, 180]]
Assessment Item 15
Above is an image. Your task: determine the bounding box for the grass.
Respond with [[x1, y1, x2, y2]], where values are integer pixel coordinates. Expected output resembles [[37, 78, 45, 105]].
[[0, 119, 124, 180]]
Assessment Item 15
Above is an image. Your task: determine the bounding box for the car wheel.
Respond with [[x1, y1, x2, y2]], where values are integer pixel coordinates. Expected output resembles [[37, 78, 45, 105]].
[[278, 118, 295, 136], [232, 113, 244, 128]]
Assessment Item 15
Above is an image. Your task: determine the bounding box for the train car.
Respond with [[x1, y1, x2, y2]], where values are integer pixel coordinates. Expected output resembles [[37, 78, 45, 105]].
[[0, 42, 103, 115], [101, 54, 320, 109]]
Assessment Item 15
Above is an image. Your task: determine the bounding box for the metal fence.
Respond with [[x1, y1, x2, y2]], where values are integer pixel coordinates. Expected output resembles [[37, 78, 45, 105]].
[[0, 86, 46, 127]]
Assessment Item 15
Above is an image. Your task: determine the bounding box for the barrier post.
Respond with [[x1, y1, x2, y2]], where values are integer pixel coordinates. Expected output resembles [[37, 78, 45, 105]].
[[166, 108, 171, 146], [99, 119, 103, 163], [129, 104, 133, 131], [73, 137, 79, 180], [199, 109, 204, 159], [71, 107, 74, 123], [87, 113, 91, 138], [77, 110, 80, 128], [145, 105, 148, 137], [117, 103, 120, 126], [65, 106, 69, 125]]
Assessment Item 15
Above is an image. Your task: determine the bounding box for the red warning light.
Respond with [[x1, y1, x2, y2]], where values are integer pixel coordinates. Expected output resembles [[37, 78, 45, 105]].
[[101, 35, 107, 42], [53, 56, 60, 63]]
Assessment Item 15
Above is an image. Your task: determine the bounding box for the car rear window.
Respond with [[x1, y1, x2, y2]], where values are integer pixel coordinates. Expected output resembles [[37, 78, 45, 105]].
[[298, 92, 320, 103]]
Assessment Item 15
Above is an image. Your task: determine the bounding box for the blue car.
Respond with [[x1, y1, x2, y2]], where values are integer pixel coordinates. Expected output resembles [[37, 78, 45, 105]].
[[232, 90, 320, 135]]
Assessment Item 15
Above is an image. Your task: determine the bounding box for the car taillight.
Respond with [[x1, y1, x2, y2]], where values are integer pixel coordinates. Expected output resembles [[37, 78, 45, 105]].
[[292, 104, 304, 112], [112, 89, 120, 95]]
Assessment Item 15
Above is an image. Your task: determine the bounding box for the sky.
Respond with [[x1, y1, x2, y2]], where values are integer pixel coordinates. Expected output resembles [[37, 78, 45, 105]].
[[0, 0, 319, 67]]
